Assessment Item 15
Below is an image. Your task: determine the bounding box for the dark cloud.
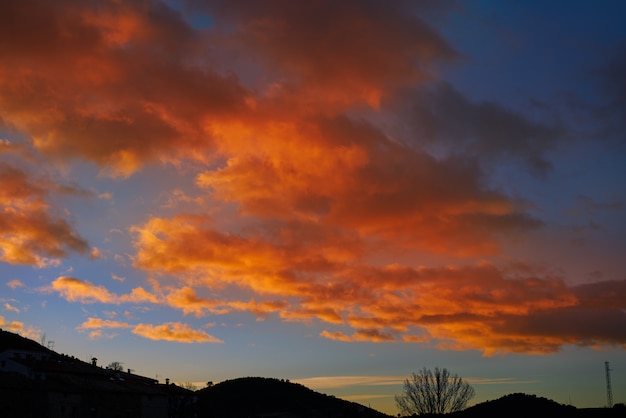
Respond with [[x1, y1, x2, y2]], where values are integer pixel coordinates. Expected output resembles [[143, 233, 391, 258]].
[[564, 195, 624, 220], [593, 42, 626, 146], [394, 82, 566, 175], [494, 307, 626, 347], [194, 0, 456, 106]]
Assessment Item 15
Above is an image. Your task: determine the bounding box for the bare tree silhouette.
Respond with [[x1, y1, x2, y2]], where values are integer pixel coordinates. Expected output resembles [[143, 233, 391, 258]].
[[107, 361, 124, 371], [395, 367, 475, 415], [181, 381, 198, 391]]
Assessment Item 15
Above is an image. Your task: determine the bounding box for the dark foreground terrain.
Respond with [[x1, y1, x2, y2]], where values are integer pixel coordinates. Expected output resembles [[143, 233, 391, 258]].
[[2, 329, 624, 417], [197, 381, 625, 418]]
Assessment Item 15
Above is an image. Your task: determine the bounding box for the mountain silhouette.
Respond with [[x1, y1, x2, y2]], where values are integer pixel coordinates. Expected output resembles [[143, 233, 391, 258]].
[[196, 376, 390, 418]]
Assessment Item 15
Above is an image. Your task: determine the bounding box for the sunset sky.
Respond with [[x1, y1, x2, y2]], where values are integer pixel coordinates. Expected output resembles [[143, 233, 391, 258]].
[[1, 0, 625, 414]]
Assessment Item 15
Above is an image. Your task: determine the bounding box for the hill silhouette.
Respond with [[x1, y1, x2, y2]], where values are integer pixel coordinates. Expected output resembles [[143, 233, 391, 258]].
[[196, 376, 390, 418], [413, 393, 625, 418], [453, 393, 577, 418]]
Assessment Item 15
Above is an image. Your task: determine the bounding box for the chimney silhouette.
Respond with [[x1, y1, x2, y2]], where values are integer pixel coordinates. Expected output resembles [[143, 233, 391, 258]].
[[91, 357, 97, 366]]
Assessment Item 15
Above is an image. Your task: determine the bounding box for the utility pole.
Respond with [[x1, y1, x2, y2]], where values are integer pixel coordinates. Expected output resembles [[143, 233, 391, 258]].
[[605, 361, 613, 408]]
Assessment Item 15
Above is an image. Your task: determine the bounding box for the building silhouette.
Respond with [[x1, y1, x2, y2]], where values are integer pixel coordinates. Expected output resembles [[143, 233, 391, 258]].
[[0, 329, 196, 418]]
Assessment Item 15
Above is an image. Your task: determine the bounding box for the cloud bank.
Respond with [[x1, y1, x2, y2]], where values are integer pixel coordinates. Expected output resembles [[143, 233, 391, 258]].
[[1, 0, 624, 354]]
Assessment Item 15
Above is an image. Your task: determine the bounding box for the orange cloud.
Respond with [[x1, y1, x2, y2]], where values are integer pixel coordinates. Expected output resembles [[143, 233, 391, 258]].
[[89, 247, 101, 260], [197, 115, 538, 258], [164, 286, 289, 320], [132, 322, 222, 343], [51, 277, 117, 303], [0, 0, 456, 178], [128, 212, 626, 354], [76, 317, 222, 344], [0, 0, 249, 176], [86, 330, 105, 340], [228, 299, 289, 319], [4, 303, 20, 313], [280, 307, 344, 325], [7, 279, 24, 289], [124, 287, 160, 304], [320, 329, 395, 343], [0, 316, 41, 341], [50, 277, 158, 304], [77, 317, 132, 330], [1, 0, 538, 279], [0, 163, 89, 266], [165, 286, 226, 317], [0, 315, 23, 332]]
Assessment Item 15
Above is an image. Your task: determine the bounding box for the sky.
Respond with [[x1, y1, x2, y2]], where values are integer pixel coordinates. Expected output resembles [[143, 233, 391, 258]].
[[1, 0, 625, 414]]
